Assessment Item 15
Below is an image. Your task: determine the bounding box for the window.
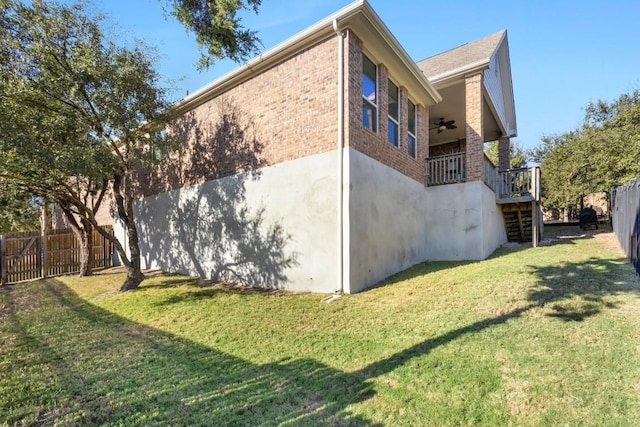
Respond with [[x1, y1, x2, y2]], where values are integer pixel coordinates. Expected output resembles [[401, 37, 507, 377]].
[[152, 128, 168, 161], [387, 79, 399, 146], [407, 100, 417, 158], [362, 54, 377, 132]]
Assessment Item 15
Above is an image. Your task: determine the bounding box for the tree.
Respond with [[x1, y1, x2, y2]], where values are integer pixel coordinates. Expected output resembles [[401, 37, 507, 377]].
[[0, 187, 41, 234], [0, 0, 171, 288], [531, 89, 640, 211], [167, 0, 261, 69]]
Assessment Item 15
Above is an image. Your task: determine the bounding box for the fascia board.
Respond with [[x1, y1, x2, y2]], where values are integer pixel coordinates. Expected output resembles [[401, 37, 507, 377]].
[[172, 0, 441, 115], [172, 1, 367, 115], [349, 2, 441, 105], [428, 59, 490, 87]]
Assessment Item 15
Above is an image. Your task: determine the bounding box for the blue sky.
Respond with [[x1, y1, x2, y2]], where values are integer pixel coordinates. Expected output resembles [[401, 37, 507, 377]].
[[97, 0, 640, 151]]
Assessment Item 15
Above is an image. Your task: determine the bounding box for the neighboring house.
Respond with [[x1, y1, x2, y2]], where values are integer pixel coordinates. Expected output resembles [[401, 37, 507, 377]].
[[114, 0, 539, 294]]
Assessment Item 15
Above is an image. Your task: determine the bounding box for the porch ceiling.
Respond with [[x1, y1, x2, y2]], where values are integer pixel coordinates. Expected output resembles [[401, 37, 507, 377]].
[[428, 82, 501, 147]]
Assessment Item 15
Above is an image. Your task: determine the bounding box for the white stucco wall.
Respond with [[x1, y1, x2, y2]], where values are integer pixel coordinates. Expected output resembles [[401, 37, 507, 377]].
[[346, 148, 430, 293], [480, 183, 509, 258], [346, 149, 507, 293], [129, 150, 339, 293], [425, 180, 506, 261], [114, 147, 507, 294]]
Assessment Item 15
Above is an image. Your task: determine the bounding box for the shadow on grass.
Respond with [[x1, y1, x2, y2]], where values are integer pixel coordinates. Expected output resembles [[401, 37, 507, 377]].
[[1, 279, 376, 426], [527, 256, 639, 321], [356, 235, 640, 380]]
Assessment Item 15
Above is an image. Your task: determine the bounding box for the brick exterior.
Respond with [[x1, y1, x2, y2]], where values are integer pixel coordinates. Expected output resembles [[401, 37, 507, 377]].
[[465, 73, 484, 182], [498, 136, 510, 171], [346, 32, 430, 184], [138, 29, 434, 197], [141, 36, 340, 196]]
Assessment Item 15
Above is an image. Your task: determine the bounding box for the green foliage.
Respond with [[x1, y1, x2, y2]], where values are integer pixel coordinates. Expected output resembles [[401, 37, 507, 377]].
[[167, 0, 261, 69], [0, 188, 41, 233], [0, 0, 172, 285], [484, 139, 528, 169], [532, 89, 640, 209]]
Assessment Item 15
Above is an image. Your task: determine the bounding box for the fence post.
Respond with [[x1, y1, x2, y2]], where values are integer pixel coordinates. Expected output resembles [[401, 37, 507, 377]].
[[0, 234, 6, 286], [40, 205, 48, 279]]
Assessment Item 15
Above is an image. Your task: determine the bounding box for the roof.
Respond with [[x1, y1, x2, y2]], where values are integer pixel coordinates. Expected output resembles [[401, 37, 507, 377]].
[[417, 30, 506, 84], [174, 0, 441, 115]]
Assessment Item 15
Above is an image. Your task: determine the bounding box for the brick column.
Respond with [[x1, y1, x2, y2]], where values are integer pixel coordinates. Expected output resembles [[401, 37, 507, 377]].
[[465, 73, 484, 182], [498, 135, 510, 171], [419, 105, 429, 160]]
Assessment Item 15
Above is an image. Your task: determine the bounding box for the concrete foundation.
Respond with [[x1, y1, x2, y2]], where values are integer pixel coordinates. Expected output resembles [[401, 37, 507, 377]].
[[115, 149, 507, 293]]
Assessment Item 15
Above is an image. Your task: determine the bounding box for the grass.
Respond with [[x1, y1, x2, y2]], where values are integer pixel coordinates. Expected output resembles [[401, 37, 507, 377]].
[[1, 228, 640, 426]]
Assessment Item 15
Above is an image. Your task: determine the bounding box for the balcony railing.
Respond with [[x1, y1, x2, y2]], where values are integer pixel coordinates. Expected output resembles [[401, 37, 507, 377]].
[[483, 155, 498, 193], [425, 152, 466, 186], [497, 167, 539, 200], [426, 153, 540, 202]]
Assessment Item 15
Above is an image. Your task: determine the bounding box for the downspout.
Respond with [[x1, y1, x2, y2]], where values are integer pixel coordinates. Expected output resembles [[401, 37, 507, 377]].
[[333, 18, 345, 293]]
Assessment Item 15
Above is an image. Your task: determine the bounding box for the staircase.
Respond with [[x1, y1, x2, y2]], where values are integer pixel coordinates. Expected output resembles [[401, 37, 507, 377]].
[[494, 167, 542, 245], [502, 203, 533, 243]]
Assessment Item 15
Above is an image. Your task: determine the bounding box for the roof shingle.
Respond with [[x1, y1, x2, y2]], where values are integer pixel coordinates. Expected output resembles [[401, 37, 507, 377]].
[[417, 30, 505, 81]]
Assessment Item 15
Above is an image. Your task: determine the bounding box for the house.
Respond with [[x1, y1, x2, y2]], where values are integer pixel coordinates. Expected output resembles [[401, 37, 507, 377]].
[[115, 0, 539, 294]]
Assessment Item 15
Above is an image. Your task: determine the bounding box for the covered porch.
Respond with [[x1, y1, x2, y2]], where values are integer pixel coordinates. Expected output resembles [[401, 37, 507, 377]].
[[417, 29, 517, 189], [417, 30, 542, 245]]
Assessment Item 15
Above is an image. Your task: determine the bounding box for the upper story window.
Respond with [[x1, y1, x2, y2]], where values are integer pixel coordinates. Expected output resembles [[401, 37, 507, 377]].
[[407, 100, 417, 158], [151, 128, 168, 161], [362, 54, 377, 132], [387, 79, 399, 146]]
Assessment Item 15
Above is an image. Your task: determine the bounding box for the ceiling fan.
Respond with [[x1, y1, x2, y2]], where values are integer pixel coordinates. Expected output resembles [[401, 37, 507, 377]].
[[430, 118, 457, 133]]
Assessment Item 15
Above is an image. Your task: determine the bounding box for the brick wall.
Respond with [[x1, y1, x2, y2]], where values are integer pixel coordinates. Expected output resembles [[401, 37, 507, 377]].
[[346, 32, 430, 184], [139, 29, 433, 196], [498, 136, 510, 171], [140, 36, 340, 196], [465, 73, 484, 182]]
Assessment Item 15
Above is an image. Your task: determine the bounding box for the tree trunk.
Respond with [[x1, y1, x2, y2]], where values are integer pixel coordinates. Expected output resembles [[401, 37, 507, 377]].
[[60, 206, 93, 276], [113, 173, 145, 291], [76, 223, 93, 277]]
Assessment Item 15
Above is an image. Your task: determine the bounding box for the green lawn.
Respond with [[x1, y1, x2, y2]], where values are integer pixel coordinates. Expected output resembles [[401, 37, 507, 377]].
[[1, 228, 639, 426]]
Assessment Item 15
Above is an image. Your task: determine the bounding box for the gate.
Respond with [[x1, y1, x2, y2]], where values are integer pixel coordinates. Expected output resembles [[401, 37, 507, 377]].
[[0, 226, 113, 285]]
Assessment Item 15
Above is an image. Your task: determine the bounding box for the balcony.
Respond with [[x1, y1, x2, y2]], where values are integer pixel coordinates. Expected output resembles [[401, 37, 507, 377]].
[[425, 154, 541, 203], [425, 152, 466, 186]]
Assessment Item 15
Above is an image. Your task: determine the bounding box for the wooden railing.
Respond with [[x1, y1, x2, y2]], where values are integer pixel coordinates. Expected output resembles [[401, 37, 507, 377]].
[[426, 153, 541, 202], [426, 152, 466, 186], [497, 167, 537, 199], [483, 155, 498, 193], [0, 226, 113, 285]]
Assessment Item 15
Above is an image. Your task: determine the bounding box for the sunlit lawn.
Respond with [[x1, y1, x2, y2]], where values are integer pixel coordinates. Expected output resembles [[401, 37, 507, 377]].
[[1, 228, 639, 426]]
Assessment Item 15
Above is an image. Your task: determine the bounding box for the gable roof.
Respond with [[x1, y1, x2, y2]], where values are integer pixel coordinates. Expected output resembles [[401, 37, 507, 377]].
[[175, 0, 441, 115], [417, 30, 506, 85]]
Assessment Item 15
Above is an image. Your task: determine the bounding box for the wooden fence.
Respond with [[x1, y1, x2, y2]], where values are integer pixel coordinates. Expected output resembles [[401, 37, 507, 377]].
[[0, 226, 113, 285]]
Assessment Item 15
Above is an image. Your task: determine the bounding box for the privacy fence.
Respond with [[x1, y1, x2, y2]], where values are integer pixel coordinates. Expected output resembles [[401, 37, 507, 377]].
[[612, 176, 640, 275], [0, 226, 113, 285]]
